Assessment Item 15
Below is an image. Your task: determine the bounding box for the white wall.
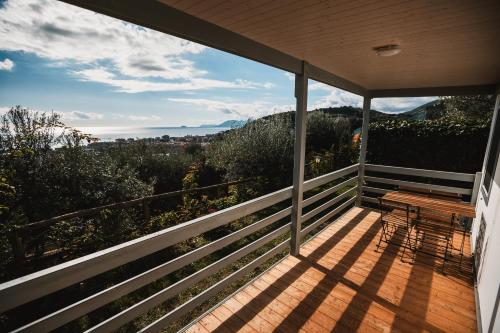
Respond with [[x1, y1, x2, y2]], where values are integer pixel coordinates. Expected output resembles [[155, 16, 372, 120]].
[[472, 164, 500, 332], [471, 93, 500, 333]]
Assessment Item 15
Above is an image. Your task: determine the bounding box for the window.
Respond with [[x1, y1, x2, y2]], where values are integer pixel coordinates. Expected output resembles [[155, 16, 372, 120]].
[[474, 216, 487, 281], [483, 105, 500, 197]]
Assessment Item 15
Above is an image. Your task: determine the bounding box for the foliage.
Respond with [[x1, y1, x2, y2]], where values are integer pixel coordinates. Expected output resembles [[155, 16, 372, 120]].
[[208, 111, 356, 190], [0, 106, 153, 275], [100, 140, 193, 196], [306, 112, 353, 175], [207, 114, 295, 190], [367, 116, 491, 172], [440, 95, 496, 119]]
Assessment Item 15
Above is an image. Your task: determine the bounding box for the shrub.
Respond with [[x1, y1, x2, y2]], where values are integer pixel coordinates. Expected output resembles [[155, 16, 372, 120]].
[[207, 114, 294, 190], [367, 117, 490, 172]]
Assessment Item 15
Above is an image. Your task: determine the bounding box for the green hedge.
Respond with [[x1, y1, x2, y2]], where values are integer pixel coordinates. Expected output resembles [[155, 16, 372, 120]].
[[367, 117, 490, 173]]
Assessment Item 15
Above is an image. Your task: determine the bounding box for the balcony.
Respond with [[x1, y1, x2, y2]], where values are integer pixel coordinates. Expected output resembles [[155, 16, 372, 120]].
[[2, 1, 499, 332], [185, 207, 475, 333], [0, 164, 479, 332]]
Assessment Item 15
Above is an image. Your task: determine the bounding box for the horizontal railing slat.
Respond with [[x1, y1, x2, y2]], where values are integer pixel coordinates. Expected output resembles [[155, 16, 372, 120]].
[[86, 223, 291, 333], [301, 196, 356, 237], [365, 164, 475, 182], [138, 239, 290, 333], [13, 207, 292, 333], [364, 176, 472, 195], [362, 186, 389, 195], [303, 164, 358, 192], [24, 179, 252, 230], [302, 187, 357, 223], [0, 186, 292, 313], [303, 177, 357, 207], [360, 196, 380, 204]]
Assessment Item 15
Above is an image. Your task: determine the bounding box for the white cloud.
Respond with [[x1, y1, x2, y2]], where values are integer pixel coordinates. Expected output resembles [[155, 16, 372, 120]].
[[169, 98, 294, 119], [128, 115, 161, 121], [284, 72, 295, 81], [0, 106, 11, 115], [371, 97, 436, 113], [309, 83, 363, 109], [309, 82, 435, 112], [112, 113, 161, 121], [0, 106, 103, 122], [0, 0, 203, 79], [0, 0, 274, 93], [60, 110, 103, 120], [0, 58, 14, 71], [73, 68, 273, 93]]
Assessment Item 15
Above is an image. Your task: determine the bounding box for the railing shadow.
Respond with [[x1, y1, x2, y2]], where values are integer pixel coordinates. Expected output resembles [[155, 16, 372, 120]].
[[271, 211, 381, 332], [210, 208, 474, 332], [391, 234, 438, 332], [211, 208, 371, 333]]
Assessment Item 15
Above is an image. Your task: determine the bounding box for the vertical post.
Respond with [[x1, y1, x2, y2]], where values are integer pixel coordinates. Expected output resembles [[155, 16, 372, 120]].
[[143, 199, 151, 224], [479, 89, 500, 196], [356, 97, 372, 206], [471, 171, 482, 204], [290, 61, 309, 256]]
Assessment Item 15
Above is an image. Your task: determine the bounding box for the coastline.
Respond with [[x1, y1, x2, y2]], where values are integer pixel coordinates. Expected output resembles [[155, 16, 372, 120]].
[[76, 126, 232, 142]]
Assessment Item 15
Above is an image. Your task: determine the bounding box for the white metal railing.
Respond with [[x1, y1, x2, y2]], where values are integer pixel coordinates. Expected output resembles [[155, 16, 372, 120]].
[[360, 164, 482, 205], [0, 164, 359, 333]]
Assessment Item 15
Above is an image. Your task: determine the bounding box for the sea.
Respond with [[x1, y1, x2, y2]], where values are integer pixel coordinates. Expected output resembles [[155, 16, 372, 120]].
[[75, 126, 232, 142]]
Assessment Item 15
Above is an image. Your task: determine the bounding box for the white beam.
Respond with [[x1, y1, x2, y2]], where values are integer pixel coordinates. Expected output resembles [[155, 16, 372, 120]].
[[369, 84, 496, 98], [356, 97, 371, 205], [290, 61, 309, 256], [478, 86, 500, 201]]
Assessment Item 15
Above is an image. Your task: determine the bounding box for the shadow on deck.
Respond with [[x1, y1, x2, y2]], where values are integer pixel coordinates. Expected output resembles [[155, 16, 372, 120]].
[[185, 207, 476, 333]]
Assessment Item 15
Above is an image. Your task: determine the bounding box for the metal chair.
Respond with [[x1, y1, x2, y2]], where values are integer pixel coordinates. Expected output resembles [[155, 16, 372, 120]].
[[377, 198, 416, 262], [412, 207, 457, 270]]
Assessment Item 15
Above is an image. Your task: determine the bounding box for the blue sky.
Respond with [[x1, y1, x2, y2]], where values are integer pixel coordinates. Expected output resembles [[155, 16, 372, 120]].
[[0, 0, 435, 127]]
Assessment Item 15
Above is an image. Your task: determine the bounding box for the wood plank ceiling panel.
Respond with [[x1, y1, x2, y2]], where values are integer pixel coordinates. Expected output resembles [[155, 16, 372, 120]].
[[160, 0, 500, 90]]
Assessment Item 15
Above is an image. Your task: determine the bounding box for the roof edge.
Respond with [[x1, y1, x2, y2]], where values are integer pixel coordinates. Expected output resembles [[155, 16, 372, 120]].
[[60, 0, 368, 96], [369, 85, 497, 98]]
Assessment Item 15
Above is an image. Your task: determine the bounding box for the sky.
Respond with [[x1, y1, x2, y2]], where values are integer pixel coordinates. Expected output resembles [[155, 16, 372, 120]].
[[0, 0, 435, 127]]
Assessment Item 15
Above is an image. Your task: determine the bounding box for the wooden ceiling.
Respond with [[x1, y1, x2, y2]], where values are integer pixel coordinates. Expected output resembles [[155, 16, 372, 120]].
[[159, 0, 500, 91]]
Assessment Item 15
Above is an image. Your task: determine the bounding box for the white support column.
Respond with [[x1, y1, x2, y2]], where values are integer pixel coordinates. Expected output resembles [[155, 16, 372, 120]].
[[356, 97, 372, 206], [290, 61, 309, 256], [471, 171, 483, 204]]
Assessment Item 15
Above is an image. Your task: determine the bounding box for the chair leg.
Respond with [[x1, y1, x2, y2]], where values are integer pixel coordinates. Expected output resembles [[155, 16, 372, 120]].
[[376, 222, 386, 251], [459, 228, 466, 270], [442, 237, 450, 273], [401, 230, 411, 262], [413, 230, 420, 261]]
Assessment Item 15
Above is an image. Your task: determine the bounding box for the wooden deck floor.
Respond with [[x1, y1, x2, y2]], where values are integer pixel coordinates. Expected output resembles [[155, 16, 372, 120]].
[[185, 207, 476, 333]]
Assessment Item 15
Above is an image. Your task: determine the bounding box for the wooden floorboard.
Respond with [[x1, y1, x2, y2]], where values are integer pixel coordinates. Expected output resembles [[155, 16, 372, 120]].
[[185, 207, 476, 333]]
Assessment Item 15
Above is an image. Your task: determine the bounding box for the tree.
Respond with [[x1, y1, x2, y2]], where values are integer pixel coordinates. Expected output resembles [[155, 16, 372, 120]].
[[440, 95, 495, 119], [0, 106, 153, 272], [306, 112, 353, 170], [207, 111, 356, 191], [207, 114, 294, 191]]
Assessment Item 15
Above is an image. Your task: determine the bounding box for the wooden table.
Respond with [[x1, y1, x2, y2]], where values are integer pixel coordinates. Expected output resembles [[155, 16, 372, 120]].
[[382, 191, 475, 268], [382, 191, 476, 218]]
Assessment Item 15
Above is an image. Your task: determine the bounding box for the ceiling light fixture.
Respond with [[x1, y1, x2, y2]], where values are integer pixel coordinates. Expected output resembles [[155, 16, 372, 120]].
[[373, 44, 401, 57]]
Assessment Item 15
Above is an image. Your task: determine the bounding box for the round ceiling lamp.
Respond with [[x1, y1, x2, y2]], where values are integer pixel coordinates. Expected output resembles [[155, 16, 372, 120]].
[[373, 44, 401, 57]]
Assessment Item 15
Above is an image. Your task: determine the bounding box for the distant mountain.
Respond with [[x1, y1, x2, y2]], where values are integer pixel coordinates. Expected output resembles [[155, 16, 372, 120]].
[[315, 105, 389, 119], [396, 100, 442, 120], [199, 120, 247, 128], [204, 101, 442, 132]]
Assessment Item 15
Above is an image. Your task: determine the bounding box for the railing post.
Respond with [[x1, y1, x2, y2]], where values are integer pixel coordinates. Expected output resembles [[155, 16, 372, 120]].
[[356, 96, 372, 206], [143, 199, 151, 223], [290, 61, 309, 256], [471, 171, 482, 204]]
